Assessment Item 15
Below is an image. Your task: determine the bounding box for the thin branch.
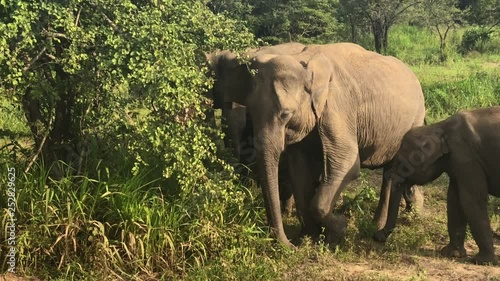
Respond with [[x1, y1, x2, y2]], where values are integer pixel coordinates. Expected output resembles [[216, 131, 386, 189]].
[[43, 31, 68, 39], [102, 12, 122, 33], [389, 1, 421, 25], [444, 25, 452, 38], [23, 47, 47, 72], [75, 6, 82, 27], [435, 25, 443, 41], [25, 117, 52, 174], [362, 10, 374, 22], [486, 19, 500, 33]]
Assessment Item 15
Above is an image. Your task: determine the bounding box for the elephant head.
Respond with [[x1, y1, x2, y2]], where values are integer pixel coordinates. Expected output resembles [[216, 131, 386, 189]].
[[205, 43, 307, 109], [390, 126, 450, 186], [205, 50, 254, 108], [205, 43, 306, 164], [374, 123, 451, 242]]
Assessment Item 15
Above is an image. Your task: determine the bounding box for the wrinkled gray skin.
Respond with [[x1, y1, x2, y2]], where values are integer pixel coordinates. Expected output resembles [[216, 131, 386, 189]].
[[206, 43, 306, 214], [374, 106, 500, 265], [241, 43, 426, 248]]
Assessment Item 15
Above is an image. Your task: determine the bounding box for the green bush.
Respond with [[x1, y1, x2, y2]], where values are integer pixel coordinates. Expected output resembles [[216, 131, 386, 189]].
[[459, 27, 494, 54], [0, 0, 285, 279], [0, 161, 274, 280]]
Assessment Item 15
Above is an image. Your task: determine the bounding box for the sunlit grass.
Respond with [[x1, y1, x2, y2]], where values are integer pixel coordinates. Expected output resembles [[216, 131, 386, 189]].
[[0, 161, 278, 280]]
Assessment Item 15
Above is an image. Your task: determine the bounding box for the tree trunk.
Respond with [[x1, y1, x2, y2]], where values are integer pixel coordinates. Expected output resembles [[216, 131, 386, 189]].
[[382, 23, 389, 53], [372, 18, 390, 54], [22, 66, 78, 168], [21, 87, 44, 149], [48, 65, 77, 164], [372, 19, 383, 53], [349, 17, 357, 43]]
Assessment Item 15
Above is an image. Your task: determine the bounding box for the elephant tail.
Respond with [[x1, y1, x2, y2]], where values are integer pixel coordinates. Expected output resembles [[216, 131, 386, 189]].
[[424, 118, 428, 126]]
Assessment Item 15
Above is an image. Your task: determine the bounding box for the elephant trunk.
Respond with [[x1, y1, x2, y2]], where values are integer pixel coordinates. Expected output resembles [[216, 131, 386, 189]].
[[373, 177, 404, 242], [385, 180, 404, 232], [255, 131, 291, 247]]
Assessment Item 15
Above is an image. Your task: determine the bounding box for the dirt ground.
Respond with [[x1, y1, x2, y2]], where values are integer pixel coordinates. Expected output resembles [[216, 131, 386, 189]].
[[285, 242, 500, 281], [283, 170, 500, 281]]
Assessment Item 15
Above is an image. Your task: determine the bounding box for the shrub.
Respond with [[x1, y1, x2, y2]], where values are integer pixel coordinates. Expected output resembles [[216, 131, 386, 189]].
[[0, 0, 281, 279], [459, 27, 494, 54]]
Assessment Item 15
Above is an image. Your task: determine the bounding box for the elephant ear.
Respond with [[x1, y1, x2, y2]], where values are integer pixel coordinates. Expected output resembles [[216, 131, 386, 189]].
[[303, 52, 333, 120], [205, 52, 217, 69], [421, 135, 449, 171], [252, 54, 279, 68]]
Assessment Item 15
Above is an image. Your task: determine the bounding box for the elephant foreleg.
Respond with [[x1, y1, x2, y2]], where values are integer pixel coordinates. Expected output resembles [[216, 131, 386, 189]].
[[440, 177, 467, 258], [455, 168, 497, 265], [286, 146, 320, 240], [310, 153, 360, 247], [278, 153, 295, 216]]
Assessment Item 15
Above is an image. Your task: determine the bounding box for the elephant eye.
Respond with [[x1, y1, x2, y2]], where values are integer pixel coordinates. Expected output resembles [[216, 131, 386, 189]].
[[280, 110, 293, 120]]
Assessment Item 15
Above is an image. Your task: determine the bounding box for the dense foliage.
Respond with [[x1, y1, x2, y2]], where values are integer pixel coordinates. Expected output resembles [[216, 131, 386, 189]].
[[0, 0, 268, 279], [209, 0, 340, 44], [209, 0, 499, 54]]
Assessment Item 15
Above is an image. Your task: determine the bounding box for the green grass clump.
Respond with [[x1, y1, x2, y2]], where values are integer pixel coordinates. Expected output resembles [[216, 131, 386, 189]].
[[387, 25, 442, 65], [0, 160, 281, 280], [418, 66, 500, 122]]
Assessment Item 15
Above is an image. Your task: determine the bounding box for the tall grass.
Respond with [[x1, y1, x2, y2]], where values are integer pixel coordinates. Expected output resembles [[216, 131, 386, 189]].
[[422, 71, 500, 121], [411, 58, 500, 122], [387, 25, 500, 122], [387, 25, 443, 65], [0, 159, 279, 280]]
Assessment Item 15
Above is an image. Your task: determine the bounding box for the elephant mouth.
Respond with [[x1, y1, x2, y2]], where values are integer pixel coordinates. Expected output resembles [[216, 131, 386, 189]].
[[285, 130, 301, 145]]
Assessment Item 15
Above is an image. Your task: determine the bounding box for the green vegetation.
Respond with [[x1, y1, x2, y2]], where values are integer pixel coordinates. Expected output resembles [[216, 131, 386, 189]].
[[1, 0, 499, 280]]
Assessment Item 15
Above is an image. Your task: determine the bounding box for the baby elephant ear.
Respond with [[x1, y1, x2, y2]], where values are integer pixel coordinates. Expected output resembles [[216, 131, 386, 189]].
[[421, 136, 449, 171], [305, 52, 333, 120], [440, 137, 449, 154]]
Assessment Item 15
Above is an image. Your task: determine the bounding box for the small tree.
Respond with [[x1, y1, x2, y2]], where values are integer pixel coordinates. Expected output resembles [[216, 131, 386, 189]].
[[339, 0, 420, 53], [414, 0, 468, 60], [0, 0, 254, 179], [337, 0, 370, 44], [213, 0, 339, 44]]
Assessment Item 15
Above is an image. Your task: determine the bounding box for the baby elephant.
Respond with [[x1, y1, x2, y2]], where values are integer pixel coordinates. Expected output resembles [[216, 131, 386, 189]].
[[374, 106, 500, 265]]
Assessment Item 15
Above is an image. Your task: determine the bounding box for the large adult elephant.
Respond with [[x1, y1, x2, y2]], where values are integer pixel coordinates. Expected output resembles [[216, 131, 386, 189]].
[[206, 42, 306, 213], [238, 43, 426, 247]]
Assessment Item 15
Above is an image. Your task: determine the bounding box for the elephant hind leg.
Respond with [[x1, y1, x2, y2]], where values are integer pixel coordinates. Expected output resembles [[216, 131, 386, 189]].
[[450, 163, 497, 265], [401, 185, 424, 214]]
